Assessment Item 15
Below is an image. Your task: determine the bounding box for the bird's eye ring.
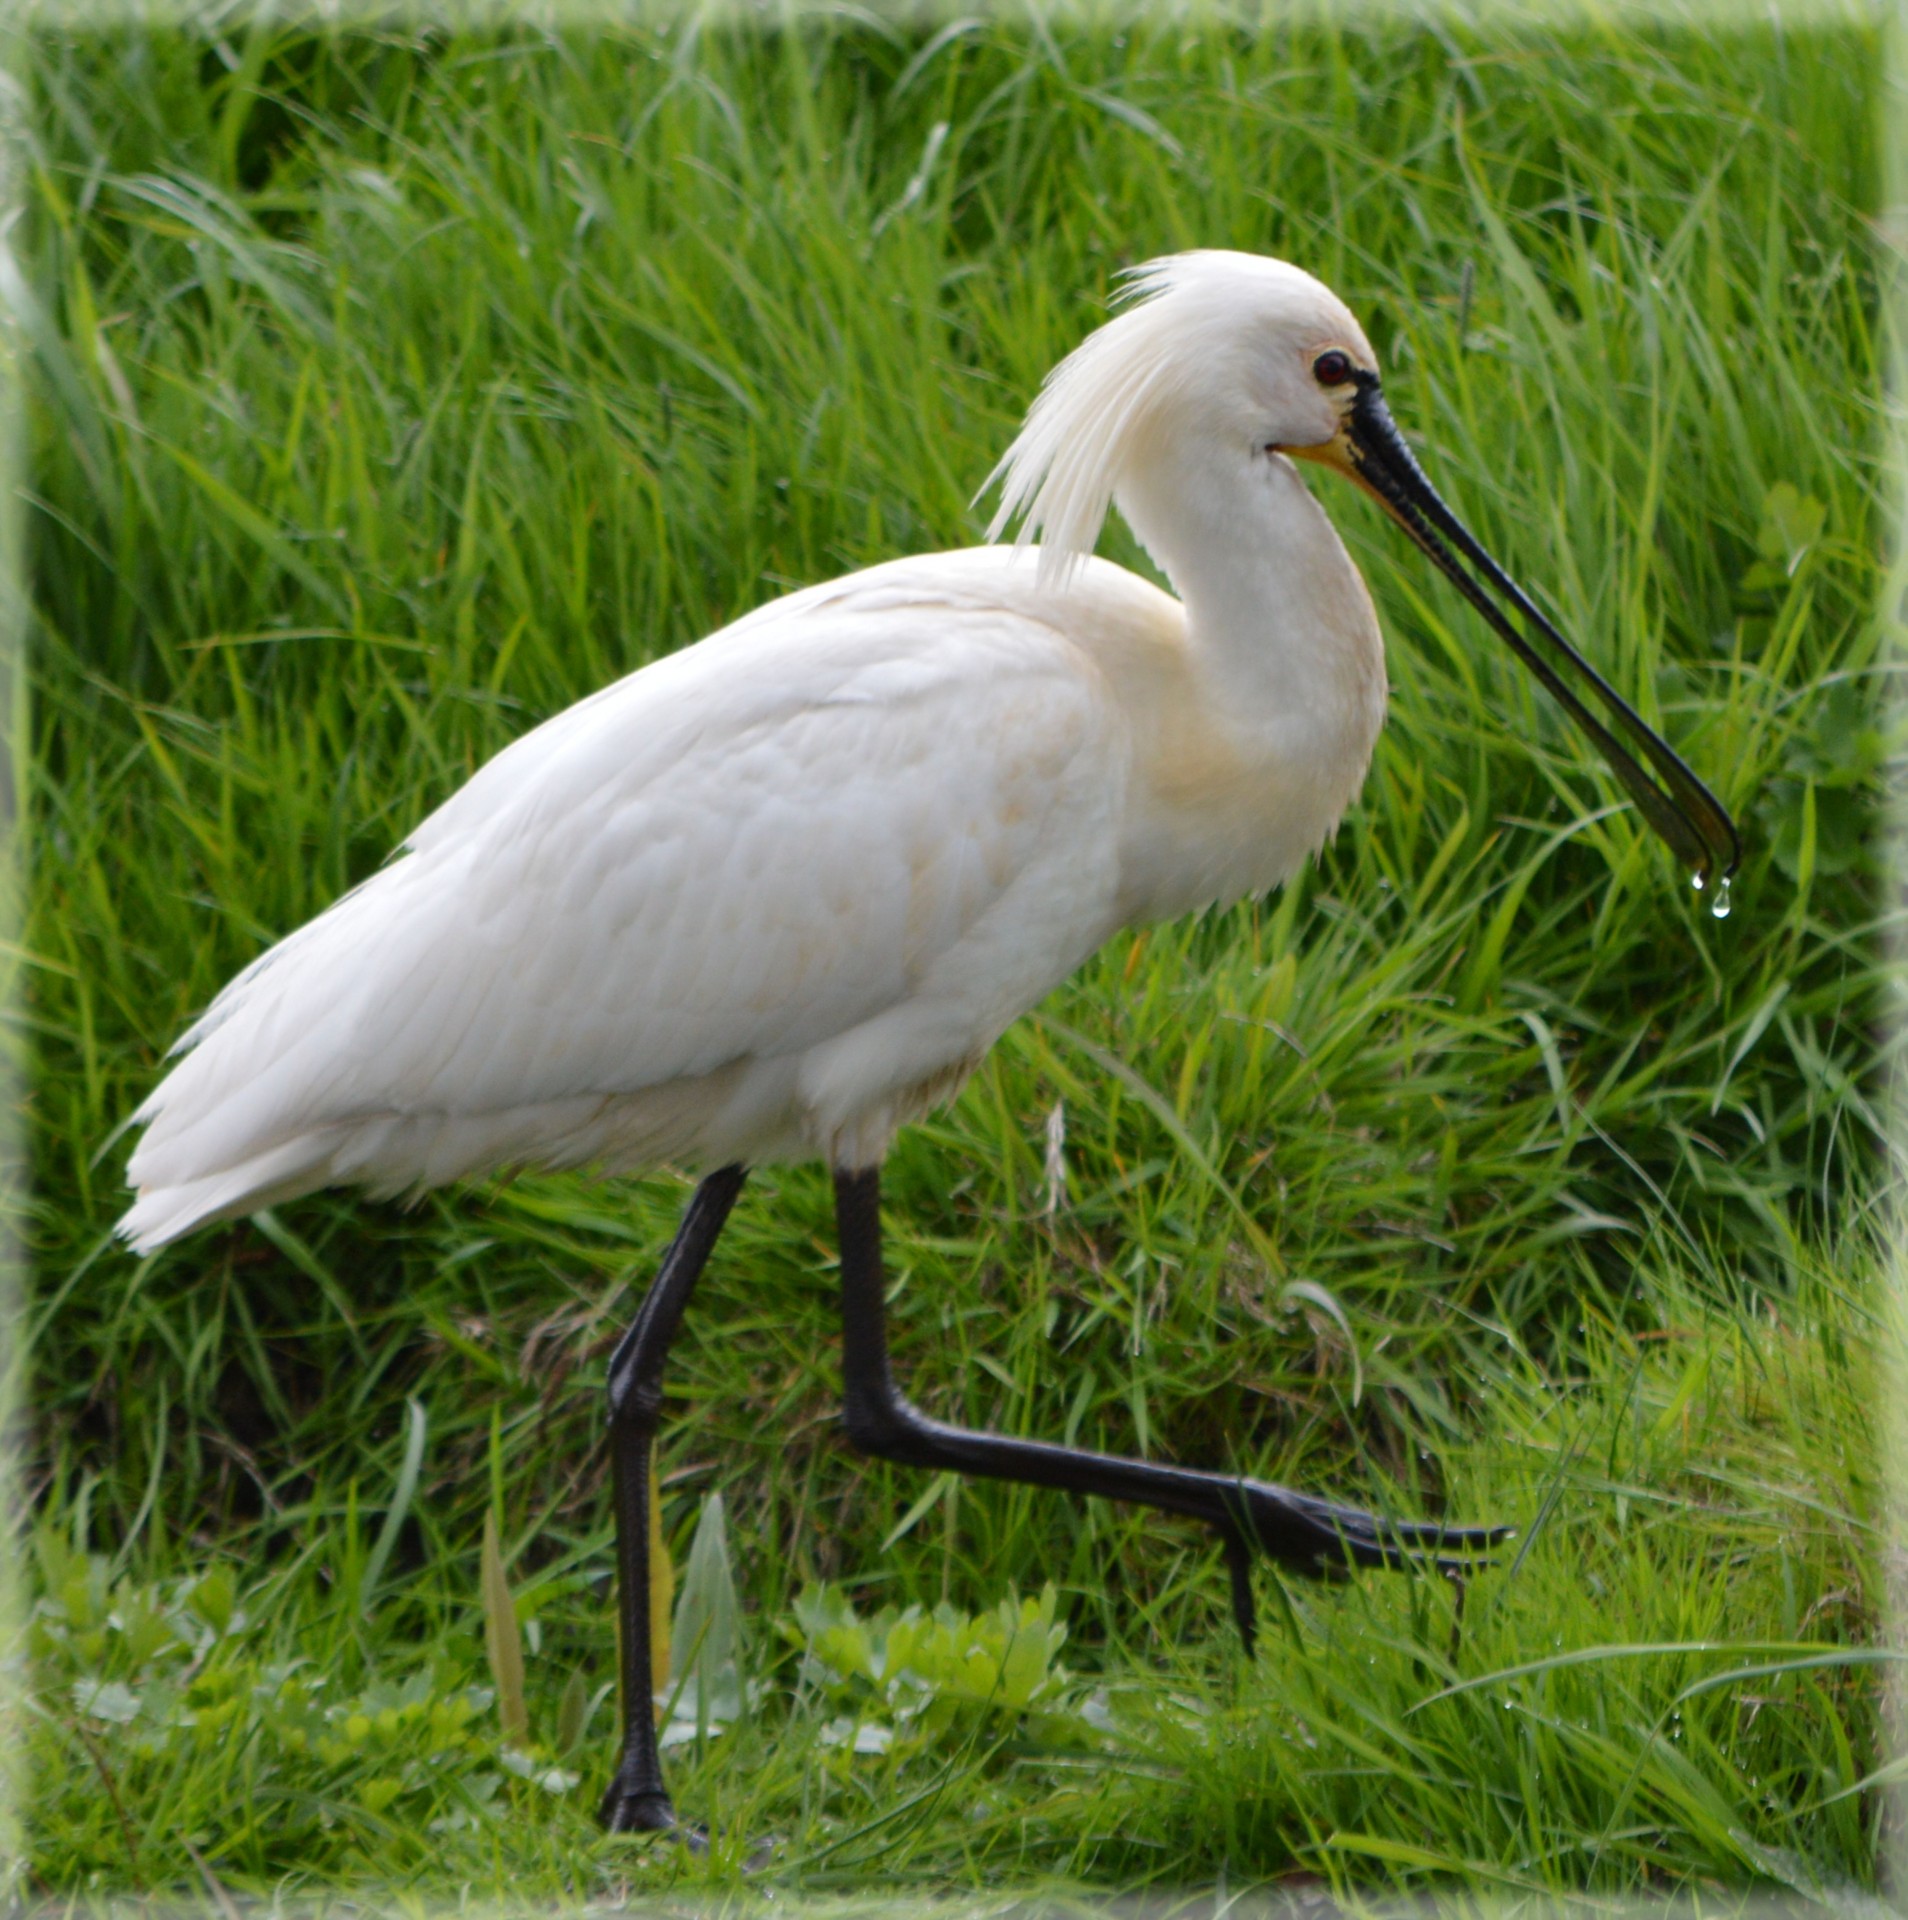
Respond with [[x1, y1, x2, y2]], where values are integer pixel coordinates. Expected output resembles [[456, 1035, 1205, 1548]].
[[1313, 350, 1354, 387]]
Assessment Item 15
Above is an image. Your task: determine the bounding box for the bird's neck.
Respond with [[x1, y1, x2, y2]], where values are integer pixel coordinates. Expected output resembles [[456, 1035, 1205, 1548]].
[[1107, 441, 1388, 915], [1116, 442, 1385, 757]]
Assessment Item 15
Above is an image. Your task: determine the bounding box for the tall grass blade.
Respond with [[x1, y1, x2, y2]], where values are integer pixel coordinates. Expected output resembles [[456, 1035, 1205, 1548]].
[[358, 1397, 426, 1618], [480, 1509, 526, 1746]]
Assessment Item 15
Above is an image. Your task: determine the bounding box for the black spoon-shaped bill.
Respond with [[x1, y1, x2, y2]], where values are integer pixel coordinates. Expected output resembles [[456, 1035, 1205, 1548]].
[[1319, 376, 1741, 889]]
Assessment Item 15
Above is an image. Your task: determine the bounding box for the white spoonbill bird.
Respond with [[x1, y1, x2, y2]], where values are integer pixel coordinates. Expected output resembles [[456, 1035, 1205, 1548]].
[[118, 251, 1737, 1837]]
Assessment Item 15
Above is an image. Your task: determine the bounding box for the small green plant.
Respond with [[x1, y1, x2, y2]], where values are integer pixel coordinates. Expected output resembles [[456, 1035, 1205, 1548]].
[[789, 1583, 1103, 1761], [25, 1522, 567, 1880]]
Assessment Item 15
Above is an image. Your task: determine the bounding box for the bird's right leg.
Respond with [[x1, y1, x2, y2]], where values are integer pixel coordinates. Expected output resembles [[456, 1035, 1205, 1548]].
[[599, 1164, 747, 1837], [833, 1164, 1503, 1653]]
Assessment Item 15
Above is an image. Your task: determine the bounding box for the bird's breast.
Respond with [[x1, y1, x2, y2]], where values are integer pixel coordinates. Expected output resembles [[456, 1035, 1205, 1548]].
[[1110, 621, 1387, 923]]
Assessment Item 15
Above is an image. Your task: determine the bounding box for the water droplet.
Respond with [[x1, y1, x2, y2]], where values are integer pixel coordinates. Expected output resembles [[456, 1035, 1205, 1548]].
[[1690, 870, 1706, 893], [1710, 874, 1732, 921]]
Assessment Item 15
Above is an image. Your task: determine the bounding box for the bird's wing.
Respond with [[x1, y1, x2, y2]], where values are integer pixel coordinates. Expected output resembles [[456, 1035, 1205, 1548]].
[[126, 574, 1129, 1205]]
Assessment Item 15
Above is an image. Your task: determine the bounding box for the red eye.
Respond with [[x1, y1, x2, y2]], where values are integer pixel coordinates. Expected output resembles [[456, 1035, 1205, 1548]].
[[1313, 350, 1353, 386]]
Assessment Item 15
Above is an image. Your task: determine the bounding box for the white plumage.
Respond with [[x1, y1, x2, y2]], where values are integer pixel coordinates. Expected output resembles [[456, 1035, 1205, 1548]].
[[120, 252, 1392, 1252]]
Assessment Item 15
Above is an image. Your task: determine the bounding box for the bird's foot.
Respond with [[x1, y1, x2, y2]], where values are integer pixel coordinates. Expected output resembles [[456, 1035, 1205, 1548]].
[[598, 1778, 706, 1850], [1233, 1478, 1511, 1579], [1218, 1481, 1509, 1655]]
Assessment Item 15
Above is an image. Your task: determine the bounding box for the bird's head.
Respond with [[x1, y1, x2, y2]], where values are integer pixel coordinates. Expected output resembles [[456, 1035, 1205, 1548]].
[[986, 253, 1375, 574], [985, 249, 1738, 890]]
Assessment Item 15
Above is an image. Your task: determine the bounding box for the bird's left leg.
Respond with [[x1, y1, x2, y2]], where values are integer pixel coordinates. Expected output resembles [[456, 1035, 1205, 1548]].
[[599, 1164, 747, 1837], [834, 1164, 1502, 1649]]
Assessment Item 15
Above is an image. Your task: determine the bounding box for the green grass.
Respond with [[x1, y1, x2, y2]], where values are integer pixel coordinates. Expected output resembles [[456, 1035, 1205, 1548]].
[[15, 9, 1896, 1905]]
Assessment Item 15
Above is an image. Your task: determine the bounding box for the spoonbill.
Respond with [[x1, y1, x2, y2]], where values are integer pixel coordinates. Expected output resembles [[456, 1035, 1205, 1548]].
[[117, 251, 1738, 1836]]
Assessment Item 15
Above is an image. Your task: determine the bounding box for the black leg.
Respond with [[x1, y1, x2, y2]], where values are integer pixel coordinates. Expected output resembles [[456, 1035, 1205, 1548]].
[[834, 1165, 1505, 1637], [599, 1164, 747, 1837]]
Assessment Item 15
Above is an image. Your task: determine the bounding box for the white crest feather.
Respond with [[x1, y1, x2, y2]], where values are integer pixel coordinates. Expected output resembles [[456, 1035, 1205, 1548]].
[[981, 257, 1194, 593]]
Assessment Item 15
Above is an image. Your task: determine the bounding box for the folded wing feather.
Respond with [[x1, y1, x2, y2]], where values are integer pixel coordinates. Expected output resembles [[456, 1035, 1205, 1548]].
[[122, 561, 1132, 1250]]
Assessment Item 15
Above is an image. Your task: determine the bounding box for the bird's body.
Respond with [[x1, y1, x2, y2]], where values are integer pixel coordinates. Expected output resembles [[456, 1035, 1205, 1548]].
[[124, 481, 1382, 1251], [117, 250, 1733, 1840]]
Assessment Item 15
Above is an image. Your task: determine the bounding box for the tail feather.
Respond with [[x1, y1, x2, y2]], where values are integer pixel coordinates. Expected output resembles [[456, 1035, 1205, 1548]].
[[117, 1136, 338, 1254]]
